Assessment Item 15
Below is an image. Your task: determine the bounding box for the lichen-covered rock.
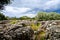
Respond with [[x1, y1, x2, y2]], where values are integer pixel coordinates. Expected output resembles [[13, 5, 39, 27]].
[[0, 25, 34, 40], [45, 25, 60, 40], [0, 20, 60, 40]]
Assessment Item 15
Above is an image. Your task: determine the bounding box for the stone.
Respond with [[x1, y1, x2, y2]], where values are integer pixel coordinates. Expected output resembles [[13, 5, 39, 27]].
[[45, 25, 60, 40], [0, 25, 34, 40]]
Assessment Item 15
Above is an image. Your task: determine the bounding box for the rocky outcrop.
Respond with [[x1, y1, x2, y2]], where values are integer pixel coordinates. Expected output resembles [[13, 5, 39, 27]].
[[0, 20, 60, 40], [0, 25, 34, 40], [45, 25, 60, 40]]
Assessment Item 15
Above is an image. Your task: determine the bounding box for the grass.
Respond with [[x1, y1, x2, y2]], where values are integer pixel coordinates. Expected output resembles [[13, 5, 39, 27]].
[[35, 31, 45, 40], [9, 20, 45, 40], [9, 20, 18, 24], [30, 22, 45, 40], [31, 22, 41, 31]]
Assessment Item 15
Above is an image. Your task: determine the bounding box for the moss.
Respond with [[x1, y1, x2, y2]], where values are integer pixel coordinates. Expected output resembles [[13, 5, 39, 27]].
[[9, 20, 17, 24], [30, 22, 41, 31]]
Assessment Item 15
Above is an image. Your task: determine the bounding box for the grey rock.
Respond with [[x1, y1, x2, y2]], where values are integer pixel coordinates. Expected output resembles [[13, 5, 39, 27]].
[[45, 25, 60, 40]]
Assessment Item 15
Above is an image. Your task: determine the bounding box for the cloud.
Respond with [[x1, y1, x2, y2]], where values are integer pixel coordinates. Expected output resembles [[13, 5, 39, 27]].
[[5, 6, 31, 13], [2, 0, 60, 17], [3, 6, 36, 17], [11, 0, 49, 8], [43, 0, 60, 10], [9, 0, 60, 10], [3, 6, 32, 17]]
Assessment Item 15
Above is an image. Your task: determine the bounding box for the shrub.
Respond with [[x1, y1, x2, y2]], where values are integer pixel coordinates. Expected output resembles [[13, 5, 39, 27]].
[[35, 12, 60, 21], [0, 13, 7, 20], [9, 20, 17, 24], [31, 22, 41, 31]]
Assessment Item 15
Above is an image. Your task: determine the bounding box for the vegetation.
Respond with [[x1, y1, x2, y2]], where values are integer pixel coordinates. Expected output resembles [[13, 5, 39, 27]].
[[9, 20, 17, 24], [1, 12, 60, 40], [1, 12, 60, 21], [0, 0, 59, 40], [19, 16, 31, 20], [31, 22, 41, 31], [0, 13, 7, 20], [0, 0, 11, 10], [35, 12, 60, 21], [9, 17, 19, 20]]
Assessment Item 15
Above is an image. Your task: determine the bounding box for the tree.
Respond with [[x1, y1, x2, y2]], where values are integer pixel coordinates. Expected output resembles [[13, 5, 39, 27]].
[[48, 12, 60, 20], [19, 16, 31, 20], [0, 0, 11, 10], [35, 12, 48, 21], [9, 16, 19, 20], [0, 13, 7, 20], [35, 12, 60, 21]]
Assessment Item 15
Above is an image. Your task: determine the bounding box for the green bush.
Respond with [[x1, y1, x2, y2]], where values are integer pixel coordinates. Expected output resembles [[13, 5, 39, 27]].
[[0, 13, 7, 20], [35, 12, 60, 21], [19, 16, 31, 20], [9, 20, 17, 24]]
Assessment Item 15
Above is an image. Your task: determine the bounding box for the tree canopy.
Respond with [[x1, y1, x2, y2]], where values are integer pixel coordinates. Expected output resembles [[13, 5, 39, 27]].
[[35, 12, 60, 21], [19, 16, 31, 20], [0, 12, 7, 20], [0, 0, 11, 10], [0, 11, 60, 21]]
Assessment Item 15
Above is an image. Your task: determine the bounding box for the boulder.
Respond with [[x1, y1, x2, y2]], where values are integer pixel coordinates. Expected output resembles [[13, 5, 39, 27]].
[[45, 25, 60, 40], [0, 25, 34, 40]]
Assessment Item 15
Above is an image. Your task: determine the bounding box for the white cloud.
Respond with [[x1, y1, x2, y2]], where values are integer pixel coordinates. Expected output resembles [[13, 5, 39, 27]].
[[3, 6, 34, 17], [3, 6, 37, 18], [5, 6, 31, 13], [11, 0, 49, 8], [44, 0, 60, 10], [4, 0, 60, 10], [2, 0, 60, 17], [12, 0, 60, 10], [3, 6, 37, 17]]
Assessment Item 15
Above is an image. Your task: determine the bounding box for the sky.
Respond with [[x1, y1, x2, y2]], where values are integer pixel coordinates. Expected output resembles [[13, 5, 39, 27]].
[[2, 0, 60, 17]]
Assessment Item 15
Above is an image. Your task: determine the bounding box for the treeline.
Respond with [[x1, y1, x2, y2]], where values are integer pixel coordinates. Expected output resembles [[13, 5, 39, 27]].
[[0, 12, 60, 21], [0, 13, 7, 20], [35, 12, 60, 21]]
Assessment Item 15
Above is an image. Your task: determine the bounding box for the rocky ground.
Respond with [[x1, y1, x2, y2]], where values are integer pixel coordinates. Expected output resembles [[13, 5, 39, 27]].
[[0, 20, 60, 40]]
